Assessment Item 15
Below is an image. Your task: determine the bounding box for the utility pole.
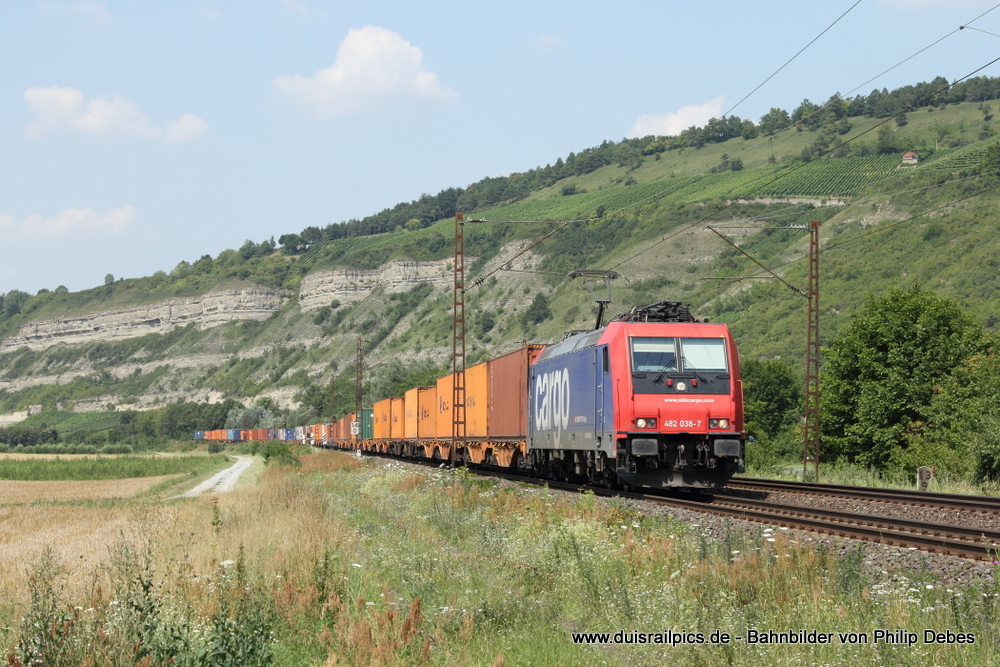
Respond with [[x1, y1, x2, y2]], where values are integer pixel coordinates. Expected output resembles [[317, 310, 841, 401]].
[[802, 220, 821, 482], [355, 337, 365, 416], [451, 212, 467, 465], [706, 222, 822, 481]]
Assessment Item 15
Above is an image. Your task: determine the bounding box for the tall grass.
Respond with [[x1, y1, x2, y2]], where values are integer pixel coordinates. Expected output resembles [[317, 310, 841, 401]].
[[0, 454, 230, 481], [746, 457, 1000, 497], [2, 450, 996, 665]]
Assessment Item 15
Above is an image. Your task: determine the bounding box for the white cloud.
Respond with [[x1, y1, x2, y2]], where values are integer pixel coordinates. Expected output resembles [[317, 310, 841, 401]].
[[0, 206, 136, 242], [530, 33, 563, 52], [197, 1, 222, 20], [37, 1, 111, 25], [24, 86, 207, 142], [627, 97, 726, 138], [163, 113, 210, 143], [273, 26, 458, 116]]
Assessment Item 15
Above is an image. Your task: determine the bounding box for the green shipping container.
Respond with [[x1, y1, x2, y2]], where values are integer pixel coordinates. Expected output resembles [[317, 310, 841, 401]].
[[360, 408, 374, 439]]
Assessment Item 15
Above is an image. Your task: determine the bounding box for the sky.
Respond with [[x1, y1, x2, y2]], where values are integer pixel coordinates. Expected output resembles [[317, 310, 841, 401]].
[[2, 0, 1000, 295]]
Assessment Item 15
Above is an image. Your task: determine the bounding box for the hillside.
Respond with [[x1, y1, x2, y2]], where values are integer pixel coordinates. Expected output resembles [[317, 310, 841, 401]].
[[2, 88, 1000, 430]]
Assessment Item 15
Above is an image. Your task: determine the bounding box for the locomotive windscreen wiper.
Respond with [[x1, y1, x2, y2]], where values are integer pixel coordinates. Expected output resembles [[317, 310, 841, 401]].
[[680, 357, 709, 383]]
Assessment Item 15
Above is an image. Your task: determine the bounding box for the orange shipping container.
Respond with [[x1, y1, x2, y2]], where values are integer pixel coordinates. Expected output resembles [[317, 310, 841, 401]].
[[404, 387, 437, 439], [489, 345, 544, 439], [465, 362, 489, 438], [404, 388, 426, 439], [390, 397, 405, 439], [417, 387, 436, 439], [435, 373, 454, 440], [374, 399, 392, 440]]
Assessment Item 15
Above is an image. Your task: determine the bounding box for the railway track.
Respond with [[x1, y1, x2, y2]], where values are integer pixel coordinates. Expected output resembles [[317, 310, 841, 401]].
[[728, 476, 1000, 514], [462, 467, 1000, 561], [348, 450, 1000, 561]]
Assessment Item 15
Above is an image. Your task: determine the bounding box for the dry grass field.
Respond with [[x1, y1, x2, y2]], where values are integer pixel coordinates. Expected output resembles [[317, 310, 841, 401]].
[[1, 449, 995, 666], [0, 474, 182, 503], [0, 452, 131, 460]]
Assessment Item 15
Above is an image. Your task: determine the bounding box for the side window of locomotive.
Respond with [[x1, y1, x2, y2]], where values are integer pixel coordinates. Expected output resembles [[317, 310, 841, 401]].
[[630, 337, 677, 372], [678, 338, 728, 373]]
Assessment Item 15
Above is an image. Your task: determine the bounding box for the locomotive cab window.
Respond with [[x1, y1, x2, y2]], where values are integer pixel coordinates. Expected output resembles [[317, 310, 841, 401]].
[[678, 338, 727, 373], [630, 336, 730, 394], [630, 337, 677, 372]]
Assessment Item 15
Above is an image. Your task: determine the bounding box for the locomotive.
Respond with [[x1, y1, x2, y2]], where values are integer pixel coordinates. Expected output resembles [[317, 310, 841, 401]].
[[197, 300, 745, 491]]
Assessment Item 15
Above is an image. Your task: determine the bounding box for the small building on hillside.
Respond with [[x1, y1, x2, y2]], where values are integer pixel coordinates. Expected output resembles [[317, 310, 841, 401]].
[[902, 151, 919, 165]]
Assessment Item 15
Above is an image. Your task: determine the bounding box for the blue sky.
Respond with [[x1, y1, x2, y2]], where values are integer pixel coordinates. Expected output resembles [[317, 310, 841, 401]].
[[2, 0, 999, 294]]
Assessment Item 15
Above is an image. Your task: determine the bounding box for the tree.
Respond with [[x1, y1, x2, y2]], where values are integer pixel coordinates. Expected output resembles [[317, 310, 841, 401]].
[[911, 354, 1000, 480], [742, 358, 801, 439], [521, 293, 552, 328], [758, 108, 790, 135], [3, 290, 30, 317], [104, 273, 115, 285], [822, 285, 993, 469]]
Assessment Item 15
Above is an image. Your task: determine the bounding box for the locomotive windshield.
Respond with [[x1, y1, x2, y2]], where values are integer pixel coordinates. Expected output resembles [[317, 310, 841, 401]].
[[631, 337, 677, 372], [630, 336, 730, 394], [678, 338, 727, 372]]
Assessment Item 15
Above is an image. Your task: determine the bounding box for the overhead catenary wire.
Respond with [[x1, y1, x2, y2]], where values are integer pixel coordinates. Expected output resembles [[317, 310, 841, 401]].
[[468, 6, 1000, 289], [708, 173, 1000, 288], [612, 54, 1000, 271], [720, 0, 864, 120], [708, 167, 1000, 234], [603, 4, 1000, 223]]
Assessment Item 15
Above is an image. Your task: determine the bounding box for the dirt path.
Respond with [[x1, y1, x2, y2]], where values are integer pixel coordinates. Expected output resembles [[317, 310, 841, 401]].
[[173, 456, 255, 499]]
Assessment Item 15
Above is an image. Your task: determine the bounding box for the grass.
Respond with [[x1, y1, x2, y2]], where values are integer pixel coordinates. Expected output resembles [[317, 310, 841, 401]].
[[746, 458, 1000, 497], [0, 454, 230, 481], [0, 475, 183, 504], [1, 449, 996, 666]]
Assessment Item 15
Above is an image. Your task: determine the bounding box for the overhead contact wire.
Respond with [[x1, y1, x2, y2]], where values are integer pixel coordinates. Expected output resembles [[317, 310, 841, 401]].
[[613, 54, 1000, 270], [720, 0, 864, 119]]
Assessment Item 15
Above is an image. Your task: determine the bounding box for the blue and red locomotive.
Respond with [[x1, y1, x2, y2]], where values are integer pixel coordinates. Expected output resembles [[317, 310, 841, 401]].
[[198, 300, 745, 491], [527, 300, 744, 489]]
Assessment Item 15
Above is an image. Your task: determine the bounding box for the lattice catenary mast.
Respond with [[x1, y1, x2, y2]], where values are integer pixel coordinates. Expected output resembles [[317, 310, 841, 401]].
[[802, 220, 821, 482], [451, 212, 467, 465]]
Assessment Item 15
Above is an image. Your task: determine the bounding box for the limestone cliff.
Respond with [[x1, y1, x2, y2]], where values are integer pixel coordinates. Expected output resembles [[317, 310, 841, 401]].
[[297, 258, 454, 310], [1, 287, 287, 352]]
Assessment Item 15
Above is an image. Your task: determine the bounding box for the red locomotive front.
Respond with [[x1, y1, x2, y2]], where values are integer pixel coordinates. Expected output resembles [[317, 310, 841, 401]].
[[603, 305, 745, 489]]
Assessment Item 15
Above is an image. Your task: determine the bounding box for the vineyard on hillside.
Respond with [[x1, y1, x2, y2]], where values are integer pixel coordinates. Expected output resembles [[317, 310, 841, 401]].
[[916, 138, 1000, 172], [733, 155, 905, 199]]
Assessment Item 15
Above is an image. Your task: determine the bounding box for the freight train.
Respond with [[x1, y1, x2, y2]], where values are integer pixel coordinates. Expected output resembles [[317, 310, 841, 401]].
[[196, 301, 746, 490]]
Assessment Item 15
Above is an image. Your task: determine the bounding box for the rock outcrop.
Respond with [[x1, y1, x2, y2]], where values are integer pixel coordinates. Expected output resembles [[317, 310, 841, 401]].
[[297, 258, 454, 310], [1, 287, 287, 352]]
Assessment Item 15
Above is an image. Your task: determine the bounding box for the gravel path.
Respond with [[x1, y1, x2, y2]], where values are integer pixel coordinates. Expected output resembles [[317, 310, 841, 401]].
[[172, 456, 254, 499]]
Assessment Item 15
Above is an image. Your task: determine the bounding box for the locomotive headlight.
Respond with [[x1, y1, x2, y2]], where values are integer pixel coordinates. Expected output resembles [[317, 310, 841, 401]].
[[709, 418, 730, 429], [636, 418, 657, 428]]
